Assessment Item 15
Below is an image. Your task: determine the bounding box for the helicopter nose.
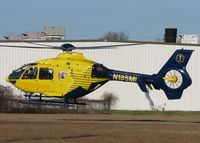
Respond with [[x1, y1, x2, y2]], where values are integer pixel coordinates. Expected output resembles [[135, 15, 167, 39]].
[[6, 74, 17, 85]]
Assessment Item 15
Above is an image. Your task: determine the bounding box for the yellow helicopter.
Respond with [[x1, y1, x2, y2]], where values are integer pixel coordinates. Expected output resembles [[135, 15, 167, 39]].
[[0, 43, 193, 105]]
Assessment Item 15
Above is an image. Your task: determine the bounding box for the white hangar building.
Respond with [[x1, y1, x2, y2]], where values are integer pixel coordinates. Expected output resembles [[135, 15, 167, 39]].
[[0, 40, 199, 111]]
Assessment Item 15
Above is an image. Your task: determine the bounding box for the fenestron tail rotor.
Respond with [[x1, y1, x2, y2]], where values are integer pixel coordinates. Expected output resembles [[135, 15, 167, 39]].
[[163, 69, 183, 89]]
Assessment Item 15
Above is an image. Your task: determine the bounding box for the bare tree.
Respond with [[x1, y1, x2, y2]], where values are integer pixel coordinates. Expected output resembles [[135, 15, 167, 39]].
[[101, 92, 118, 112], [100, 31, 129, 41], [0, 85, 14, 112]]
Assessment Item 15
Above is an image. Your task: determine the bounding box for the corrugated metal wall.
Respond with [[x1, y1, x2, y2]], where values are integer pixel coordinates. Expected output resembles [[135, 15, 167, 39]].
[[0, 41, 199, 111]]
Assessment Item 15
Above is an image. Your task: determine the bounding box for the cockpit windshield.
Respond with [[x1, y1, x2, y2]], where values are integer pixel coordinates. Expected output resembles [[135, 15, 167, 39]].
[[9, 63, 37, 80], [14, 63, 37, 72]]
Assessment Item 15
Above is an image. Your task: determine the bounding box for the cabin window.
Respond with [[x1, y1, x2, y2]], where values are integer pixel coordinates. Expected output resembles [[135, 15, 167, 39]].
[[22, 67, 38, 79], [39, 68, 53, 80], [59, 71, 66, 79]]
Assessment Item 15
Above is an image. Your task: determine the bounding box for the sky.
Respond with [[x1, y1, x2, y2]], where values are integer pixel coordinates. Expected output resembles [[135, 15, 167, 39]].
[[0, 0, 199, 41]]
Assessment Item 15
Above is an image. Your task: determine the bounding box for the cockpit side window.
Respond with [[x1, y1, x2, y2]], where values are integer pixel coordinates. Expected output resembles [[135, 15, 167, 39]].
[[39, 68, 54, 80], [22, 67, 38, 79]]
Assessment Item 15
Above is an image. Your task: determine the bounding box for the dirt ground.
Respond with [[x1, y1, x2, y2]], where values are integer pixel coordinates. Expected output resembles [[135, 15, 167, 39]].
[[0, 113, 200, 143]]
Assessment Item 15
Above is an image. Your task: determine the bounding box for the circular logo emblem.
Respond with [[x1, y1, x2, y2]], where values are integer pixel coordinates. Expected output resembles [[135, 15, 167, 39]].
[[176, 54, 185, 63]]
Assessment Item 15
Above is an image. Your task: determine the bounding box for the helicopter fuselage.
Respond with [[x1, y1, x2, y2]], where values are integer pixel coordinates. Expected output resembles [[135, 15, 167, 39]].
[[7, 52, 139, 99]]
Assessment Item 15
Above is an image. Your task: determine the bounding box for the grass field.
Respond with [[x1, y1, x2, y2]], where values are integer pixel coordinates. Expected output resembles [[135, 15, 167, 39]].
[[0, 112, 200, 143], [112, 110, 200, 115]]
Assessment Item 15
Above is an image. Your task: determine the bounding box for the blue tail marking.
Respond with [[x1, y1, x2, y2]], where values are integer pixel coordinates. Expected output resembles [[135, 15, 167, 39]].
[[152, 49, 193, 99]]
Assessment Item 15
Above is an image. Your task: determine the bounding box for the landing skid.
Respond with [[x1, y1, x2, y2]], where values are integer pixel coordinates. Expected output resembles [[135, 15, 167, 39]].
[[18, 99, 74, 107], [21, 94, 86, 108]]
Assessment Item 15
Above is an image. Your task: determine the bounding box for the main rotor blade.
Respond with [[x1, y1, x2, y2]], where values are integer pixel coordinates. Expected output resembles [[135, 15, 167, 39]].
[[25, 42, 139, 50], [0, 44, 61, 50], [25, 41, 57, 48], [74, 43, 139, 50], [0, 43, 140, 51]]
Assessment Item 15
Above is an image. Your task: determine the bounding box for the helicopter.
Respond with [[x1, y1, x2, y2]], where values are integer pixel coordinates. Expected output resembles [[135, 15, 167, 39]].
[[0, 43, 193, 106]]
